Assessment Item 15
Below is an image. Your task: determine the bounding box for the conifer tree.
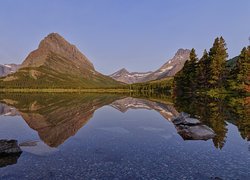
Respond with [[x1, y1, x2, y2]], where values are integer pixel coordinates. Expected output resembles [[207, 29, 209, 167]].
[[188, 48, 198, 91], [197, 49, 209, 89], [173, 48, 198, 94], [231, 46, 250, 92], [208, 37, 228, 88]]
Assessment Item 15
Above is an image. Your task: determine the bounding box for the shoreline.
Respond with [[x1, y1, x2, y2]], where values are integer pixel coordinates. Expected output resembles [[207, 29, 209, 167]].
[[0, 88, 132, 93]]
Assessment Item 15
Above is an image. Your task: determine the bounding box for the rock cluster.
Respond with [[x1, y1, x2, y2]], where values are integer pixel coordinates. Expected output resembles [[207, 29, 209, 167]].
[[172, 112, 216, 140]]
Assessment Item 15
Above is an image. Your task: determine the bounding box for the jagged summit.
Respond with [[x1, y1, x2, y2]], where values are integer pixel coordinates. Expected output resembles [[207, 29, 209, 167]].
[[174, 48, 190, 56], [21, 32, 94, 70], [110, 68, 152, 84], [142, 48, 190, 81], [116, 68, 129, 74], [109, 48, 190, 83]]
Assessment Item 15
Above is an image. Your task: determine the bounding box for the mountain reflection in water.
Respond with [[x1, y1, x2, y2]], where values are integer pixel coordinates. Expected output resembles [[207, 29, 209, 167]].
[[0, 93, 249, 150]]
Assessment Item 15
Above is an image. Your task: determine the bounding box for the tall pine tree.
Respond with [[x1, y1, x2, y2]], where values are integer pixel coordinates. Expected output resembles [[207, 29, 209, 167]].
[[230, 46, 250, 92], [188, 48, 199, 91], [173, 48, 198, 95], [197, 49, 209, 89], [207, 37, 228, 88]]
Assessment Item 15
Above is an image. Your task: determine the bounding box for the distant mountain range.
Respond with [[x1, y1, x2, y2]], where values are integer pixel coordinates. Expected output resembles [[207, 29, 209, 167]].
[[110, 49, 191, 84], [110, 68, 152, 84], [0, 64, 20, 77], [0, 33, 120, 88], [2, 33, 239, 88]]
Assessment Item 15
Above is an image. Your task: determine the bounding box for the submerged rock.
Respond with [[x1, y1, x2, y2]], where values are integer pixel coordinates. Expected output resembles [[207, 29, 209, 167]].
[[177, 125, 216, 140], [172, 112, 216, 141], [0, 140, 22, 168], [0, 140, 22, 155], [172, 112, 200, 126], [0, 153, 21, 168]]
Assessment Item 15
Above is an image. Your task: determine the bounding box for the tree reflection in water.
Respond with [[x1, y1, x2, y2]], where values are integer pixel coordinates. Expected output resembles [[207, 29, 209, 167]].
[[174, 94, 250, 149]]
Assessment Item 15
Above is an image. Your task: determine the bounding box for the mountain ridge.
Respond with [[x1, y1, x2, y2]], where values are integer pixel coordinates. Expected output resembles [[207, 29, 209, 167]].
[[109, 48, 191, 84], [110, 68, 152, 84]]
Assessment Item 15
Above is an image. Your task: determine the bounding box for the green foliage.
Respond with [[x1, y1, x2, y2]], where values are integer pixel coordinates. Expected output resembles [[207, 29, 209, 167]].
[[207, 37, 228, 88], [128, 77, 173, 94], [174, 37, 249, 96], [173, 48, 198, 95], [227, 46, 250, 92], [197, 50, 209, 88], [226, 56, 239, 70]]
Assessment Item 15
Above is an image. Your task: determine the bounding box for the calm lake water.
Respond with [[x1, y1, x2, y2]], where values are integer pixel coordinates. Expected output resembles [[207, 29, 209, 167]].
[[0, 93, 249, 180]]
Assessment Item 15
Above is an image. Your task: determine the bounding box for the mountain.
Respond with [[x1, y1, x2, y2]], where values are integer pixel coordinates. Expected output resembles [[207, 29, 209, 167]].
[[0, 64, 20, 77], [109, 68, 152, 84], [141, 48, 191, 82], [0, 33, 120, 88], [109, 49, 190, 84]]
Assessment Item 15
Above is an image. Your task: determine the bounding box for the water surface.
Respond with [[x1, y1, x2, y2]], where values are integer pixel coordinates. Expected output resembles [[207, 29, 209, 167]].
[[0, 93, 249, 179]]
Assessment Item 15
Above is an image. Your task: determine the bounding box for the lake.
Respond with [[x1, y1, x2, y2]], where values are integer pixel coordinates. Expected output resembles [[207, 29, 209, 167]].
[[0, 93, 249, 179]]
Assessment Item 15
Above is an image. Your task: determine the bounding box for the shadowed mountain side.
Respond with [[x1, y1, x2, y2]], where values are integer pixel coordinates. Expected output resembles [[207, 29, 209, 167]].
[[0, 93, 125, 147]]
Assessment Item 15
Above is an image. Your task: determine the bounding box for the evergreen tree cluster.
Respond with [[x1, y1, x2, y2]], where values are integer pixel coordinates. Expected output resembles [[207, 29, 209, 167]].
[[174, 37, 250, 95], [228, 46, 250, 92]]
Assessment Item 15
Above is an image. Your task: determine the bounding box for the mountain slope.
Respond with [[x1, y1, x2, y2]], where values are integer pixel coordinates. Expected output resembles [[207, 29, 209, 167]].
[[0, 33, 121, 88], [109, 49, 190, 84], [110, 68, 152, 84]]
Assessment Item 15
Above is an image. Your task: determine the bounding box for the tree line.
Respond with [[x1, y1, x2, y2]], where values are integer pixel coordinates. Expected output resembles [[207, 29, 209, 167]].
[[174, 37, 250, 95]]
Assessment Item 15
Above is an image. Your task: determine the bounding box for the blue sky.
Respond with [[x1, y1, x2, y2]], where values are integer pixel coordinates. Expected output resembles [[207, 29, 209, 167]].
[[0, 0, 250, 74]]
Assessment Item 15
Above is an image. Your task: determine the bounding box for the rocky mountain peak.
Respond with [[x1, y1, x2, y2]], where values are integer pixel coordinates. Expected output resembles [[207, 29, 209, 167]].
[[38, 33, 73, 50], [118, 68, 129, 74], [174, 48, 191, 57], [110, 68, 152, 84], [21, 33, 94, 70]]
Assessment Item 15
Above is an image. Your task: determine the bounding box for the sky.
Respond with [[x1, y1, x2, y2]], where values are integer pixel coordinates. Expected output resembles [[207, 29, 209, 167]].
[[0, 0, 250, 75]]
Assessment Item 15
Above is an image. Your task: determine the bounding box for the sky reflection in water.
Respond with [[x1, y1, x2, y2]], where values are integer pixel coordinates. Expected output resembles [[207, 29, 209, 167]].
[[0, 93, 249, 179]]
